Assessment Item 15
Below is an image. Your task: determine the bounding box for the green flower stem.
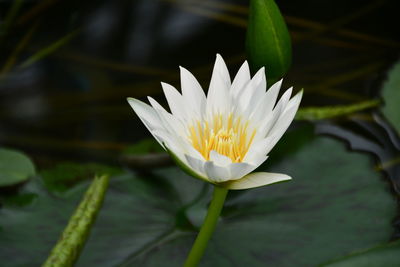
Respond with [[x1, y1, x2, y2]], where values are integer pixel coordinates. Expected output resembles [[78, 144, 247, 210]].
[[184, 186, 229, 267]]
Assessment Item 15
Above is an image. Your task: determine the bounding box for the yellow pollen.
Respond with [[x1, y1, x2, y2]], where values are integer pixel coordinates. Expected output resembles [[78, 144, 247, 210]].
[[188, 114, 256, 162]]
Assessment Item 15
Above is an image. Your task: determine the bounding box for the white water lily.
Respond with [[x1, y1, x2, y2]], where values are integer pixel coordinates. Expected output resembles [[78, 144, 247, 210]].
[[127, 54, 302, 190]]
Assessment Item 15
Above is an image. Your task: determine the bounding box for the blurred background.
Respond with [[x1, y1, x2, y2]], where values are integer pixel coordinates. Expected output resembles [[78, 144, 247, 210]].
[[0, 0, 398, 163], [1, 0, 400, 266]]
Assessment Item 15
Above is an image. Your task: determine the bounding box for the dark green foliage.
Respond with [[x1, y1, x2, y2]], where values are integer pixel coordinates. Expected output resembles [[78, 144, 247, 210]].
[[0, 127, 396, 266], [322, 240, 400, 267]]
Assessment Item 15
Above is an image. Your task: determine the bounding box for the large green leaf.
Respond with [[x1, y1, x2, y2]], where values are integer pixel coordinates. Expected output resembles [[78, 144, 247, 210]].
[[0, 128, 396, 266], [382, 60, 400, 134], [322, 241, 400, 267], [246, 0, 292, 83], [0, 148, 35, 187]]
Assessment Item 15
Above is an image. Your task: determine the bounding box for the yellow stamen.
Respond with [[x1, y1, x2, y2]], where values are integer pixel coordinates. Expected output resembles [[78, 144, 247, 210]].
[[188, 114, 256, 162]]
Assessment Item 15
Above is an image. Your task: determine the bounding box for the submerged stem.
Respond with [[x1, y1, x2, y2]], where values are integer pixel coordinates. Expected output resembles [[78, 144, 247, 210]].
[[184, 186, 228, 267]]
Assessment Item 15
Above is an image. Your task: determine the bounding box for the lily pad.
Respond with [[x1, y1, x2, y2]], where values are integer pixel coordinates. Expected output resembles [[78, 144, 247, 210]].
[[322, 240, 400, 267], [0, 148, 35, 187], [0, 128, 396, 266], [382, 61, 400, 134], [124, 135, 396, 266]]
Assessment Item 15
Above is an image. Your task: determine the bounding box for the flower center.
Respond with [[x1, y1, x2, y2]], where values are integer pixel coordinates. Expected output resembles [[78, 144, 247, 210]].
[[188, 114, 256, 162]]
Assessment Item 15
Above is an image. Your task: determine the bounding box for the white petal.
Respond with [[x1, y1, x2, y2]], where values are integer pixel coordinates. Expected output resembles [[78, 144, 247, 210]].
[[248, 92, 269, 124], [204, 161, 231, 182], [229, 163, 252, 180], [159, 111, 187, 137], [274, 87, 293, 114], [265, 90, 303, 149], [166, 147, 209, 182], [147, 96, 168, 113], [148, 96, 186, 136], [127, 98, 161, 130], [152, 129, 181, 152], [273, 90, 302, 134], [257, 86, 293, 138], [224, 172, 292, 190], [185, 154, 206, 176], [235, 67, 265, 117], [276, 90, 302, 129], [252, 86, 296, 140], [161, 82, 186, 120], [152, 129, 209, 181], [229, 162, 257, 180], [250, 111, 274, 143], [249, 67, 266, 104], [127, 98, 166, 146], [265, 79, 283, 111], [182, 142, 205, 161], [154, 128, 205, 164], [209, 150, 232, 166], [285, 89, 303, 113], [243, 137, 273, 162], [212, 54, 231, 86], [248, 79, 282, 125], [231, 60, 251, 98], [206, 54, 231, 115], [180, 66, 206, 118]]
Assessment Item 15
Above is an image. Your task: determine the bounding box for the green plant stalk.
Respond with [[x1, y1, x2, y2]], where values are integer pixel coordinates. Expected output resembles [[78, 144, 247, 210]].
[[20, 29, 79, 68], [184, 186, 229, 267], [0, 0, 24, 37], [1, 22, 38, 75], [42, 174, 109, 267], [295, 99, 380, 121]]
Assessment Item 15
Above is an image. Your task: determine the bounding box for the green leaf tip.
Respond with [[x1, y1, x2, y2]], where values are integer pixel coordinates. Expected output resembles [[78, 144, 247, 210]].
[[246, 0, 292, 83]]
